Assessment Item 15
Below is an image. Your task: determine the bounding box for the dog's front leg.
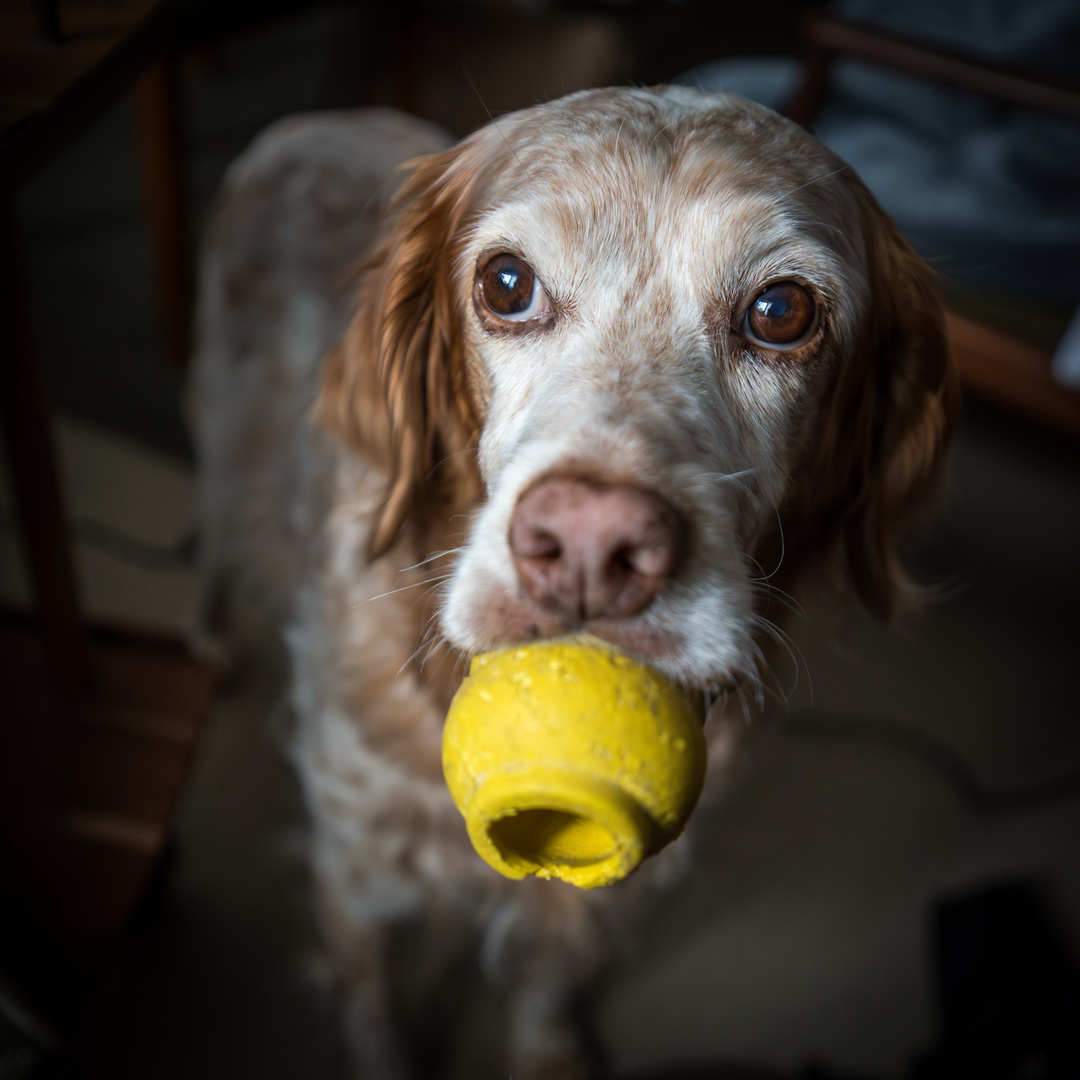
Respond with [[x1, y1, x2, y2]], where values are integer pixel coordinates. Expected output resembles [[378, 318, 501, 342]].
[[330, 921, 412, 1080], [505, 970, 599, 1080], [482, 881, 614, 1080]]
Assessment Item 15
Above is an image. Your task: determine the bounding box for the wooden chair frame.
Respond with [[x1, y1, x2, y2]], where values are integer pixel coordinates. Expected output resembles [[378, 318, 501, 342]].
[[786, 12, 1080, 440]]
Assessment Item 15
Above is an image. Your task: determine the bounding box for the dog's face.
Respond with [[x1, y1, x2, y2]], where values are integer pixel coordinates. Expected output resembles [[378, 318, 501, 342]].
[[320, 87, 957, 696]]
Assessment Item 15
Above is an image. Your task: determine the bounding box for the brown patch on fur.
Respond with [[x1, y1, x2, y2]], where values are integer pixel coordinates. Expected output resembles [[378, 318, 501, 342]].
[[771, 183, 959, 618], [338, 505, 474, 775], [317, 139, 507, 559]]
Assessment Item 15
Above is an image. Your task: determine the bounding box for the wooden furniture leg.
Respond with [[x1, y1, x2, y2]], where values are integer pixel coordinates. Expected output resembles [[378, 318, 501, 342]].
[[0, 201, 92, 693], [134, 54, 193, 368], [0, 0, 220, 987]]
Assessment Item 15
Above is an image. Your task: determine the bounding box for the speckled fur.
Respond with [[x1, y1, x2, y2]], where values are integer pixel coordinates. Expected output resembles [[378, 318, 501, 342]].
[[192, 89, 956, 1079]]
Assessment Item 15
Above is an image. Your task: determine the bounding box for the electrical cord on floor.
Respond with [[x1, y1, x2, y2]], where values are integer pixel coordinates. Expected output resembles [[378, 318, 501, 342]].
[[0, 511, 195, 570], [786, 709, 1080, 816]]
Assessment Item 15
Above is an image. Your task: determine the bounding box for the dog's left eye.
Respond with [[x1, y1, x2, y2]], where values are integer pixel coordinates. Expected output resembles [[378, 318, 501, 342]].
[[476, 254, 550, 323], [743, 281, 817, 349]]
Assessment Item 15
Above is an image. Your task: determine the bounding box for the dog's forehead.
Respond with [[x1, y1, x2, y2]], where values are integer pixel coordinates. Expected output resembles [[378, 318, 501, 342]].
[[462, 92, 863, 305], [494, 89, 855, 210]]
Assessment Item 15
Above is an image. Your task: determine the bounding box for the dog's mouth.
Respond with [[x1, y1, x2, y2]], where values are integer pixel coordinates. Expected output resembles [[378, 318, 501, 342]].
[[438, 489, 759, 700], [456, 600, 746, 702]]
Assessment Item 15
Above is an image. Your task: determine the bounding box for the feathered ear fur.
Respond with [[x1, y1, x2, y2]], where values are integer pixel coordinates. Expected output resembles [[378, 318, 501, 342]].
[[845, 195, 959, 618], [790, 186, 959, 620], [317, 134, 504, 559]]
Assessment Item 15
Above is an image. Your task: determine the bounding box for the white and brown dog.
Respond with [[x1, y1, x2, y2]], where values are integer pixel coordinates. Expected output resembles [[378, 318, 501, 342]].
[[191, 87, 957, 1079]]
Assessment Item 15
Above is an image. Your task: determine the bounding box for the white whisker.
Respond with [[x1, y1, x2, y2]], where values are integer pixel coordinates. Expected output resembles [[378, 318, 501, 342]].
[[396, 548, 461, 574], [749, 610, 809, 706], [648, 120, 676, 149], [463, 67, 532, 180], [751, 578, 808, 622], [354, 582, 425, 607], [735, 682, 753, 726], [356, 571, 454, 609], [787, 163, 851, 195], [753, 508, 786, 581], [804, 218, 846, 239]]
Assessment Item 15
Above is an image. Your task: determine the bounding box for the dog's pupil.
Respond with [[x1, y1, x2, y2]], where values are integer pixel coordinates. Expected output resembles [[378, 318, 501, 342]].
[[498, 268, 522, 297], [489, 256, 534, 314], [749, 282, 813, 344]]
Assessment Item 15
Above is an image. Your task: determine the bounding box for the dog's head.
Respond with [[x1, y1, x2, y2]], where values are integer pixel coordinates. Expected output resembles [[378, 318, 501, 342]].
[[319, 86, 957, 694]]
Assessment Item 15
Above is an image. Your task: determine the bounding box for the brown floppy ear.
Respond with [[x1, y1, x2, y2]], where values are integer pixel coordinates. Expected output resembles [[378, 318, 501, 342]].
[[841, 193, 959, 618], [797, 188, 960, 620], [316, 136, 500, 558]]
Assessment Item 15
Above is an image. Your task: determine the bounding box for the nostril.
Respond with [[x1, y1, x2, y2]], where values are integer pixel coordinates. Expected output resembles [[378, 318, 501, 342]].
[[621, 535, 680, 579], [516, 527, 562, 561], [508, 475, 685, 622]]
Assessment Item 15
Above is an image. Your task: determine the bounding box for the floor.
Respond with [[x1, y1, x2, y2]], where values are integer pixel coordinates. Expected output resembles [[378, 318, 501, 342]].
[[2, 4, 1079, 1079]]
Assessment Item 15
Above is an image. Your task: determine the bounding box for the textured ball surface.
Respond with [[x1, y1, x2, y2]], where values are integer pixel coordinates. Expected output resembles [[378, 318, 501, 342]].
[[443, 637, 707, 888]]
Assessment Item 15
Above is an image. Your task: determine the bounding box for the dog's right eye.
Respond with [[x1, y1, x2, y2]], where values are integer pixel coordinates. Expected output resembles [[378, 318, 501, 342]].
[[743, 281, 817, 349], [476, 254, 550, 324]]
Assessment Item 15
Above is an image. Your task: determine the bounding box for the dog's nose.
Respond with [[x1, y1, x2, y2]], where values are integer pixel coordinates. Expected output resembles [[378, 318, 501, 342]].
[[509, 476, 684, 621]]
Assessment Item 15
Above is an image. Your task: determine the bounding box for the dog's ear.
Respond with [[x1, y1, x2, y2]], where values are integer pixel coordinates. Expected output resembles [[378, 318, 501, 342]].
[[792, 187, 959, 620], [838, 192, 959, 619], [317, 136, 499, 558]]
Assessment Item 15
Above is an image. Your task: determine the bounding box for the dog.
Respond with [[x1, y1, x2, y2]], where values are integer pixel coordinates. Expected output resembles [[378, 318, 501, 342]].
[[191, 87, 957, 1079]]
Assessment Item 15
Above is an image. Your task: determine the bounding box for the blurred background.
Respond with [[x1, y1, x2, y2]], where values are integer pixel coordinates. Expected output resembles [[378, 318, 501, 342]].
[[1, 1, 1079, 1078]]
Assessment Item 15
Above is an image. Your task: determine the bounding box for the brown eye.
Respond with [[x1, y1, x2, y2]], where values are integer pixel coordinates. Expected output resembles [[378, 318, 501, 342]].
[[744, 281, 817, 348], [477, 254, 549, 323]]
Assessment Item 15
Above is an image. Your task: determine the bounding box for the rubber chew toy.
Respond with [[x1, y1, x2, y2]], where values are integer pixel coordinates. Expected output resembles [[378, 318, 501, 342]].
[[442, 637, 707, 888]]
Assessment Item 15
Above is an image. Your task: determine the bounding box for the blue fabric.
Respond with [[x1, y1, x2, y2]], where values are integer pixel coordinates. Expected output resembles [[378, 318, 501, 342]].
[[676, 2, 1080, 302]]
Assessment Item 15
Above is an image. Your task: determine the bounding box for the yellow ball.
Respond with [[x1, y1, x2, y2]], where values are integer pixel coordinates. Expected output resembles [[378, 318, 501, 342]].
[[442, 636, 707, 889]]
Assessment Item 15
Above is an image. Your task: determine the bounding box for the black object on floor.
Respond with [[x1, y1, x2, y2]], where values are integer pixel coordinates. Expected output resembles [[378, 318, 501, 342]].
[[912, 880, 1080, 1079]]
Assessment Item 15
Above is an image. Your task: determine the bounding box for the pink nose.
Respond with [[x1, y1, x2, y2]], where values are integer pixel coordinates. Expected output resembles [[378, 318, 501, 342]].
[[508, 476, 684, 621]]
